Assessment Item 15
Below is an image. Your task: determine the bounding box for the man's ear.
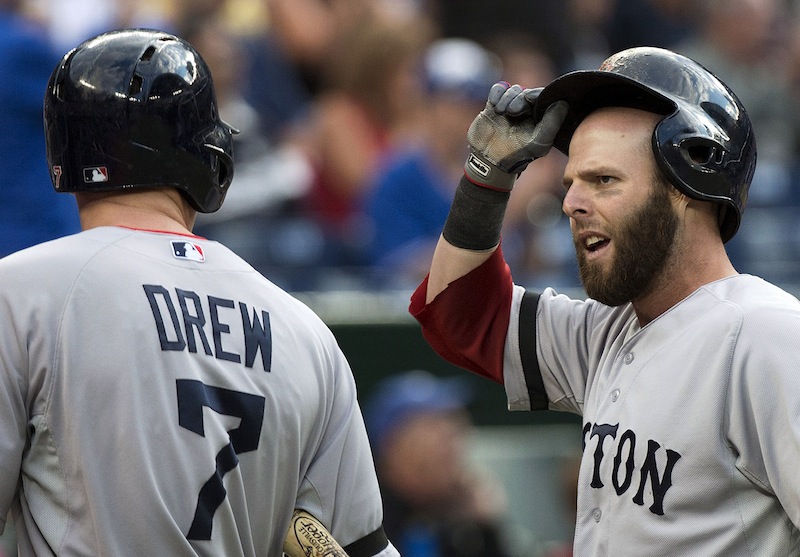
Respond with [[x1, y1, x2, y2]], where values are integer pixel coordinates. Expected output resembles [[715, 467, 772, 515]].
[[666, 184, 692, 217]]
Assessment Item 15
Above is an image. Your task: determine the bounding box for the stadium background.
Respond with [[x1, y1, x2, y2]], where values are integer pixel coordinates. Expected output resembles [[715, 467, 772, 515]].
[[4, 0, 800, 554]]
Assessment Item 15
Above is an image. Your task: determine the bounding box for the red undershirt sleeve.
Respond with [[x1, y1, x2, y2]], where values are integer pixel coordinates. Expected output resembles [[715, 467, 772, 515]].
[[408, 246, 513, 384]]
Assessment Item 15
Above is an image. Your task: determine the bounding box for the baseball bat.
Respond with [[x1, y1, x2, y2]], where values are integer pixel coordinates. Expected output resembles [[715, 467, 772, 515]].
[[283, 509, 350, 557]]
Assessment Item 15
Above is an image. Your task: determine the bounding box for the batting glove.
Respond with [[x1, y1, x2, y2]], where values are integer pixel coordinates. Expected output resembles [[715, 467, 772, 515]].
[[464, 82, 568, 191]]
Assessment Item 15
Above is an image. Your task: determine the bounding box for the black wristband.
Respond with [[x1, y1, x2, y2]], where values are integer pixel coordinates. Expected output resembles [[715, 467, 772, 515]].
[[442, 176, 510, 250]]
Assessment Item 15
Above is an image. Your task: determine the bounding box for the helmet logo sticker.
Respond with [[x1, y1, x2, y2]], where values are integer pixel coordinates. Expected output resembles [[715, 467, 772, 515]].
[[83, 166, 109, 183], [171, 240, 205, 262]]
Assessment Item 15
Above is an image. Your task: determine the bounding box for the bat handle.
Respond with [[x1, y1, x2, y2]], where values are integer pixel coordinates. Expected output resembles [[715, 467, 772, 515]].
[[283, 509, 350, 557]]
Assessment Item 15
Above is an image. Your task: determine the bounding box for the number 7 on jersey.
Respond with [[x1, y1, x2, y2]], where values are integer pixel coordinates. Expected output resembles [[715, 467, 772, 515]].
[[176, 379, 266, 540]]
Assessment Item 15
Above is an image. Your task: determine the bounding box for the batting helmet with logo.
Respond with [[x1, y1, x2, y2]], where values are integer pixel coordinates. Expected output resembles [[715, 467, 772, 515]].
[[534, 46, 757, 242], [44, 28, 237, 213]]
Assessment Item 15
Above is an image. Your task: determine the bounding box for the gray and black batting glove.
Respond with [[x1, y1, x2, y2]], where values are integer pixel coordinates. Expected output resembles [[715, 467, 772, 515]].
[[464, 82, 568, 191]]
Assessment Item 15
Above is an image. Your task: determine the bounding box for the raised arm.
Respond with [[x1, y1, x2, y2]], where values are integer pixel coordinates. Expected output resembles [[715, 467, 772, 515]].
[[425, 83, 568, 302], [409, 84, 567, 383]]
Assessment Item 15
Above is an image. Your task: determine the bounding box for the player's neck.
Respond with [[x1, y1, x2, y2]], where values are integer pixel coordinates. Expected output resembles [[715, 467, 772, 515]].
[[632, 237, 737, 326], [76, 189, 196, 235]]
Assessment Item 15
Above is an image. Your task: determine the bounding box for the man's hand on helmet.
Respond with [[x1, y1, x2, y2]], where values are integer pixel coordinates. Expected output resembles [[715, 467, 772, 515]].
[[463, 82, 568, 192]]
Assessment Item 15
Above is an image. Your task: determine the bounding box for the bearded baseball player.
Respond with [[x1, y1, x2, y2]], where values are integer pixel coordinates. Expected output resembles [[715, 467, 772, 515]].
[[0, 29, 398, 557], [410, 46, 800, 555]]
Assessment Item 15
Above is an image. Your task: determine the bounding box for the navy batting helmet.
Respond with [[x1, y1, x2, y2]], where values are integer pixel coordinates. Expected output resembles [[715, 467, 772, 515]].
[[534, 46, 757, 243], [44, 28, 237, 213]]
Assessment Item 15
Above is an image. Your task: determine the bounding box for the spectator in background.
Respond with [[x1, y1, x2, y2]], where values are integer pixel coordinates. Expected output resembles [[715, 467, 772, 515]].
[[605, 0, 696, 53], [485, 33, 572, 287], [675, 0, 800, 281], [242, 0, 373, 144], [28, 0, 172, 52], [0, 0, 80, 257], [364, 36, 570, 289], [676, 0, 798, 175], [563, 0, 613, 71], [364, 370, 514, 557], [541, 453, 580, 557], [786, 5, 800, 166], [179, 14, 313, 228], [363, 38, 501, 287], [431, 0, 574, 73], [179, 11, 324, 290], [300, 14, 434, 270]]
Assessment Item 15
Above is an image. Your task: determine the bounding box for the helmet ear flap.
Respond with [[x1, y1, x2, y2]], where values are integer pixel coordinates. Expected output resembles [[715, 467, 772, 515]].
[[653, 109, 753, 243], [207, 144, 234, 191]]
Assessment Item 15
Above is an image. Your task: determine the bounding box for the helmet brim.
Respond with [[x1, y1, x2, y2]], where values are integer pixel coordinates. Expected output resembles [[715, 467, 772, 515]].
[[534, 70, 677, 154]]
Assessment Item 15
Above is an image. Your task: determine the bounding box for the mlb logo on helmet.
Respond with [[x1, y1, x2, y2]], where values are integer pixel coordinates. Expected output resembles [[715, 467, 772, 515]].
[[83, 166, 109, 183], [171, 240, 205, 262]]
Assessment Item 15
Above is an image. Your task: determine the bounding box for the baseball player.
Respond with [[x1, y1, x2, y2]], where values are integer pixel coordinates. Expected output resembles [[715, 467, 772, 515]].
[[409, 46, 800, 555], [0, 29, 398, 557]]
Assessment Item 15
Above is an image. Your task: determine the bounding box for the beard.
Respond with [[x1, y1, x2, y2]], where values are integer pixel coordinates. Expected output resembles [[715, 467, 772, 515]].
[[575, 185, 679, 306]]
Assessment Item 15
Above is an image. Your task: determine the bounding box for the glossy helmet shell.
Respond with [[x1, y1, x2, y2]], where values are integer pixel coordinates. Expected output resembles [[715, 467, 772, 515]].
[[44, 28, 236, 213], [534, 46, 757, 242]]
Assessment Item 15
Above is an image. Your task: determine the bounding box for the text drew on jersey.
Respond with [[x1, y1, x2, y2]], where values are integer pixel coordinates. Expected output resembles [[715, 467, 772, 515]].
[[143, 284, 272, 372]]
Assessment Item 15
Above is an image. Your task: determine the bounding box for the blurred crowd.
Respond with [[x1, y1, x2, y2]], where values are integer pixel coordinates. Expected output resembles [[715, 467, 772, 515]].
[[5, 3, 797, 555], [4, 0, 800, 293], [364, 370, 515, 557]]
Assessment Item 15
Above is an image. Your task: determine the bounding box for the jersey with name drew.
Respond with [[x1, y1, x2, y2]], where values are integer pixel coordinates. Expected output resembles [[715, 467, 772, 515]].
[[0, 226, 390, 557]]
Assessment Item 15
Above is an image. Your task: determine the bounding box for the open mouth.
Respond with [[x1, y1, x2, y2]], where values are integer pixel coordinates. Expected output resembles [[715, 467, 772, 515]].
[[585, 235, 610, 253]]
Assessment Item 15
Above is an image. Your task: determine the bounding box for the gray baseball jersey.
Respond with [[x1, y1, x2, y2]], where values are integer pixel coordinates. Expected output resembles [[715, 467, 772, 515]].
[[506, 278, 800, 556], [0, 227, 398, 557], [410, 247, 800, 556]]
